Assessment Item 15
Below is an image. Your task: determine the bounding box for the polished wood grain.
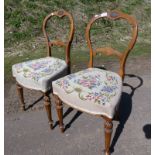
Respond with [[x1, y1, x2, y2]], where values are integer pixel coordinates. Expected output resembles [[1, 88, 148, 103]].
[[44, 92, 53, 130], [16, 83, 25, 111], [42, 10, 75, 74], [93, 47, 123, 58], [85, 10, 138, 154], [54, 10, 138, 155], [85, 10, 138, 155], [104, 117, 113, 155], [15, 10, 74, 130], [85, 10, 138, 80], [53, 94, 64, 133]]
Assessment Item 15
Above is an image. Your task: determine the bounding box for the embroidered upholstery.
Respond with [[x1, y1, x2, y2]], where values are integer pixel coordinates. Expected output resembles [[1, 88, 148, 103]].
[[12, 57, 67, 92], [52, 68, 122, 118]]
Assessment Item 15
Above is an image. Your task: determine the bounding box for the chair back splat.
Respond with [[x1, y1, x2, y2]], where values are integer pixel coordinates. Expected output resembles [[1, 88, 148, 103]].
[[42, 10, 74, 74], [85, 10, 138, 80]]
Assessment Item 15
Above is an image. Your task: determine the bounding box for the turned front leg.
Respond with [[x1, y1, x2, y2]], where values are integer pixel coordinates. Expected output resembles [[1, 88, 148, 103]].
[[104, 118, 113, 155], [53, 95, 64, 133], [16, 83, 25, 111], [44, 93, 53, 130]]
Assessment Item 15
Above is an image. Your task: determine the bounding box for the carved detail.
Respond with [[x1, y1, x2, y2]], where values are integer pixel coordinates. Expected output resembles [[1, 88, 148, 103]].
[[49, 40, 66, 47], [85, 10, 138, 80], [53, 94, 64, 133], [104, 120, 113, 132], [44, 95, 50, 102], [42, 10, 74, 71], [104, 120, 113, 133], [104, 119, 113, 155], [44, 93, 53, 129], [56, 104, 63, 109], [57, 10, 64, 17], [94, 47, 123, 59], [16, 83, 25, 111]]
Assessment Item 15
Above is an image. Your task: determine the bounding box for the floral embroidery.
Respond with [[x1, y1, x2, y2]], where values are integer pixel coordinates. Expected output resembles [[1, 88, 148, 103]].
[[75, 74, 101, 89], [55, 68, 120, 106], [14, 57, 66, 81]]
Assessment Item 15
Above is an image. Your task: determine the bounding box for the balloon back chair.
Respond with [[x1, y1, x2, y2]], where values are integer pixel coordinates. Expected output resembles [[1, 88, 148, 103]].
[[12, 10, 74, 129], [52, 10, 137, 155]]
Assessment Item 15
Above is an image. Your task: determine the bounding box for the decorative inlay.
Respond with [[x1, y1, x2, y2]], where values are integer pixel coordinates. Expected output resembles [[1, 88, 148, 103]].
[[58, 10, 64, 16]]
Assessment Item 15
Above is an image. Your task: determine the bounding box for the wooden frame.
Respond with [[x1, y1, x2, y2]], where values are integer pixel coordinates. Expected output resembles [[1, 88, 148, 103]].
[[54, 10, 138, 155], [42, 10, 74, 74], [86, 10, 138, 79], [15, 10, 74, 130]]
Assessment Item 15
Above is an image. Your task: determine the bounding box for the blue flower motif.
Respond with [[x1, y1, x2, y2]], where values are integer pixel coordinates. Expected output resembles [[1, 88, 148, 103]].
[[101, 86, 117, 93]]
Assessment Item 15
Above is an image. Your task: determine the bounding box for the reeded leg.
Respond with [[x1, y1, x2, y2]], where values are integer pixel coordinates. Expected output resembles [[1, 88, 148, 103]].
[[16, 83, 25, 111], [104, 118, 113, 155], [44, 93, 53, 130], [53, 95, 64, 133]]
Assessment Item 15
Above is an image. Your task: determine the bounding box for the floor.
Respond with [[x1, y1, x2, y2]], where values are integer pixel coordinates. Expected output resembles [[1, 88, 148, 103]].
[[5, 56, 151, 155]]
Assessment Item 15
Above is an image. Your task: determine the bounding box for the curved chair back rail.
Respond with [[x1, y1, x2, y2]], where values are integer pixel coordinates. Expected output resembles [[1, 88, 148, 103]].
[[85, 10, 138, 80], [42, 10, 74, 71]]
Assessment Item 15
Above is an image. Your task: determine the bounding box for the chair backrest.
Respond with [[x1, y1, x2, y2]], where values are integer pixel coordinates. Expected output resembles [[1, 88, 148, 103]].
[[85, 10, 138, 80], [42, 10, 74, 74]]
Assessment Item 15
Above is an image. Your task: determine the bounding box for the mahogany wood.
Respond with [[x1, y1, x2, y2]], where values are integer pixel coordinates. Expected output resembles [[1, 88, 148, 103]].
[[42, 10, 74, 74], [104, 117, 113, 155], [85, 10, 138, 154], [53, 94, 64, 133], [15, 10, 74, 130], [16, 83, 25, 111], [55, 10, 138, 155], [85, 10, 138, 80], [44, 92, 53, 130]]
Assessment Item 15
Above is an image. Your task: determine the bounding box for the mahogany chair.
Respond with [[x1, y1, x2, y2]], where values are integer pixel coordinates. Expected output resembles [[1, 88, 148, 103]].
[[12, 10, 74, 129], [52, 10, 137, 155]]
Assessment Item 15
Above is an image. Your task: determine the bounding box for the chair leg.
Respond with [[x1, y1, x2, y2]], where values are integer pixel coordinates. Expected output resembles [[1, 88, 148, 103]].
[[16, 83, 25, 111], [104, 118, 113, 155], [53, 95, 64, 133], [44, 93, 53, 130]]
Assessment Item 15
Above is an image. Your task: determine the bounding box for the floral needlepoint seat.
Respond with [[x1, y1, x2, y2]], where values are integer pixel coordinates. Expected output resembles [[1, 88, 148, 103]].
[[52, 10, 138, 155], [12, 57, 68, 92], [52, 68, 122, 118], [12, 10, 74, 130]]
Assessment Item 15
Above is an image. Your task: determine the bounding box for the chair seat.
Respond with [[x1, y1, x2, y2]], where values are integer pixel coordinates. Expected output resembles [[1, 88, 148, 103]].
[[52, 68, 122, 118], [12, 57, 68, 92]]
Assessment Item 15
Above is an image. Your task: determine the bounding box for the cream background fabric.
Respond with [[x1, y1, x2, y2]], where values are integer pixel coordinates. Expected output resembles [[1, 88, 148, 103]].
[[12, 57, 68, 92], [52, 68, 122, 118]]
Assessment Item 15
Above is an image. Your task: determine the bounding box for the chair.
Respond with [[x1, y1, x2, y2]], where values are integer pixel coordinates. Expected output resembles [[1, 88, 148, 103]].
[[52, 10, 137, 155], [12, 10, 74, 129]]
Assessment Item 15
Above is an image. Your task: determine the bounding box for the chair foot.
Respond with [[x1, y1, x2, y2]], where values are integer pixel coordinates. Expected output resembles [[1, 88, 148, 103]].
[[104, 118, 113, 155], [44, 93, 53, 130], [49, 122, 53, 130], [104, 152, 110, 155], [16, 83, 25, 111], [60, 125, 65, 133], [53, 95, 64, 133]]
